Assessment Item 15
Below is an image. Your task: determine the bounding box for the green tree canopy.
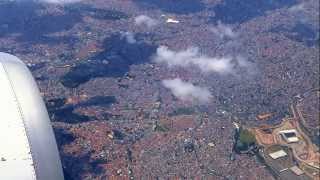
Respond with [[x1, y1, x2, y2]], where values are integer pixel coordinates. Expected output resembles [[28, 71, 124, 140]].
[[239, 129, 256, 146]]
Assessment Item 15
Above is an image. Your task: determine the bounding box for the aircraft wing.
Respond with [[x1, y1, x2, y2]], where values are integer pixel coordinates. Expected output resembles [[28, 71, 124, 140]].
[[0, 53, 64, 180]]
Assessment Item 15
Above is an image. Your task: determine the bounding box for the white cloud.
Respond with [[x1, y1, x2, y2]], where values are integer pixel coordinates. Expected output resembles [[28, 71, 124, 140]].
[[121, 32, 136, 44], [153, 46, 247, 74], [38, 0, 82, 3], [2, 0, 82, 4], [288, 3, 309, 23], [235, 55, 248, 67], [134, 15, 158, 28], [162, 78, 212, 103], [210, 22, 237, 39], [288, 3, 305, 13]]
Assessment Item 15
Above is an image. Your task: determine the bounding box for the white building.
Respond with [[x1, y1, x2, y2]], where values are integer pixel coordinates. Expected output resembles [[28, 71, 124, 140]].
[[166, 18, 180, 24], [278, 129, 299, 143], [269, 149, 288, 159], [290, 166, 304, 176]]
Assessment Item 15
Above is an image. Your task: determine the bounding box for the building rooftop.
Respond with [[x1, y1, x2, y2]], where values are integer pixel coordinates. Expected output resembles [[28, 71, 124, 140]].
[[290, 166, 304, 176], [279, 129, 299, 143], [269, 150, 288, 159], [166, 18, 180, 23], [279, 129, 298, 134]]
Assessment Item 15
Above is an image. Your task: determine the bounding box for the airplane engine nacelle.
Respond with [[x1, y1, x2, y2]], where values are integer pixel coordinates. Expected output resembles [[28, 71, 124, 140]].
[[0, 53, 64, 180]]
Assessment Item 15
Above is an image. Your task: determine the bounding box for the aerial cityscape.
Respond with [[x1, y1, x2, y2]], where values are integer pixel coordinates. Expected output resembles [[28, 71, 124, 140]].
[[0, 0, 319, 179]]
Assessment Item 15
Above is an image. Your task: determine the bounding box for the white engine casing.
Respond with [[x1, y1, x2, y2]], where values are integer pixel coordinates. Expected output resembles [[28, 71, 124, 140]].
[[0, 53, 64, 180]]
